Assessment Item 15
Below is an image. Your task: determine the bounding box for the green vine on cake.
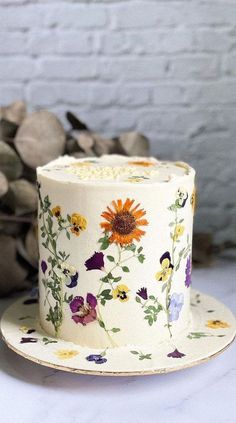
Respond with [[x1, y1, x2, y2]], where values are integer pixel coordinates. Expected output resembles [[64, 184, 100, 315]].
[[37, 182, 87, 336], [84, 198, 148, 345], [136, 187, 194, 337]]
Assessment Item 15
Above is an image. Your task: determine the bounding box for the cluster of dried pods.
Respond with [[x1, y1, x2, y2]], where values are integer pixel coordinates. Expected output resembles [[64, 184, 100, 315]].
[[0, 101, 150, 296]]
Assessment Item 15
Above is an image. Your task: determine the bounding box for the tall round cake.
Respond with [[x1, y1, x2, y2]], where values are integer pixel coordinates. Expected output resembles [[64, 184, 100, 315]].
[[37, 155, 196, 349]]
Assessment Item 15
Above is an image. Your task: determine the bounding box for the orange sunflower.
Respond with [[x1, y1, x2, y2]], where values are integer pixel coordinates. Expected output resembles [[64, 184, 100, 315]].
[[100, 199, 148, 245]]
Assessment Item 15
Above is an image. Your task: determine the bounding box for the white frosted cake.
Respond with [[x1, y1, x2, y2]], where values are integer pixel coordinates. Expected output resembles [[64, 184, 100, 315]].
[[37, 155, 196, 349]]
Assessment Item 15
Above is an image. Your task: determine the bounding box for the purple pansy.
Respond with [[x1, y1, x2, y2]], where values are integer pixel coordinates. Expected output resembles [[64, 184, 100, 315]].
[[41, 260, 47, 274], [69, 293, 97, 325], [160, 251, 174, 268], [60, 263, 79, 288], [85, 252, 105, 271], [20, 337, 38, 344], [185, 255, 192, 288], [66, 272, 78, 288], [167, 348, 186, 358], [86, 354, 107, 364], [169, 292, 184, 322], [136, 287, 148, 300]]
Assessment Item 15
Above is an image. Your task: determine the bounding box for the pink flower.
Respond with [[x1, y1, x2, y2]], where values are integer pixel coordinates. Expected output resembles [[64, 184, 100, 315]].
[[69, 293, 97, 325]]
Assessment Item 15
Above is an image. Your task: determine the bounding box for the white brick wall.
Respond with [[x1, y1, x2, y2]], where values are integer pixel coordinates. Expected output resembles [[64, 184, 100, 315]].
[[0, 0, 236, 242]]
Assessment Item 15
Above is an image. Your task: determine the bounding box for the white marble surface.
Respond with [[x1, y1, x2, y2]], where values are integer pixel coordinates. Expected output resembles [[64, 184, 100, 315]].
[[0, 259, 235, 423]]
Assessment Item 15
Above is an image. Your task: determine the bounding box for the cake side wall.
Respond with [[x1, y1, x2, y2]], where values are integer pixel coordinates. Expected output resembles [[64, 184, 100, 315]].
[[37, 173, 195, 348]]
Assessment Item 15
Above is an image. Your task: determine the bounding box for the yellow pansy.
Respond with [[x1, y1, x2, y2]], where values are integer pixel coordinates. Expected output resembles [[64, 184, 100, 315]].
[[155, 251, 173, 282], [70, 213, 87, 236], [55, 349, 79, 359], [112, 284, 130, 302], [206, 320, 230, 329], [52, 205, 61, 218], [173, 224, 185, 241]]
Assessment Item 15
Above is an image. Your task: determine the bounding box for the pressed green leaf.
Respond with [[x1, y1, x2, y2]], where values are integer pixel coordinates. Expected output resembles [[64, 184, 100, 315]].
[[111, 328, 120, 333], [98, 320, 105, 328], [107, 255, 115, 262], [135, 296, 141, 303], [138, 254, 145, 263], [149, 295, 155, 300], [113, 276, 122, 283], [130, 350, 139, 355], [122, 266, 130, 272]]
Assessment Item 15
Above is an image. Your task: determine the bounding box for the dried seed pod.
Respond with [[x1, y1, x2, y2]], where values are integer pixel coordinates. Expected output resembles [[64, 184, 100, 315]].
[[0, 101, 26, 125], [0, 140, 23, 180], [0, 235, 29, 297], [0, 171, 8, 197], [4, 179, 37, 216], [15, 110, 66, 168], [118, 132, 149, 156]]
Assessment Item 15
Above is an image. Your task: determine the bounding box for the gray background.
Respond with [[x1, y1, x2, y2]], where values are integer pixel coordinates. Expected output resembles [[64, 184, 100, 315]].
[[0, 0, 236, 243]]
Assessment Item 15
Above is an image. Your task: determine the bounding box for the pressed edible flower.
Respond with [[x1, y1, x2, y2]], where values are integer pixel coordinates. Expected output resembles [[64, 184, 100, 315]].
[[52, 206, 61, 218], [85, 252, 105, 271], [55, 349, 79, 359], [112, 284, 130, 302], [100, 198, 148, 246], [155, 251, 173, 282], [206, 320, 230, 329], [70, 293, 97, 325]]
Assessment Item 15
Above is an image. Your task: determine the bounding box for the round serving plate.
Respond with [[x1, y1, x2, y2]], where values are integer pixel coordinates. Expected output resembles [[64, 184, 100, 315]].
[[1, 289, 235, 376]]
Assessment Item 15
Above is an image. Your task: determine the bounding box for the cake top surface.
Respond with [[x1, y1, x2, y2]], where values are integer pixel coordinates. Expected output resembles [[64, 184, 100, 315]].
[[37, 155, 195, 184]]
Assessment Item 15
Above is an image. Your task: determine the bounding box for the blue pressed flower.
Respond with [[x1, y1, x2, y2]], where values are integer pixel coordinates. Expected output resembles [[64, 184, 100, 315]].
[[169, 293, 184, 322], [86, 354, 107, 364]]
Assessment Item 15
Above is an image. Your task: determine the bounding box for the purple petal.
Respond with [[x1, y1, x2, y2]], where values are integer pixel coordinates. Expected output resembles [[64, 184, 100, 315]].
[[185, 255, 192, 288], [160, 251, 173, 268], [41, 260, 47, 274], [94, 357, 107, 364], [86, 354, 107, 364], [137, 287, 148, 300], [20, 337, 38, 344], [72, 315, 84, 324], [85, 252, 104, 271], [66, 271, 79, 288], [167, 348, 186, 358], [86, 293, 97, 309], [69, 296, 84, 313], [86, 354, 101, 362]]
